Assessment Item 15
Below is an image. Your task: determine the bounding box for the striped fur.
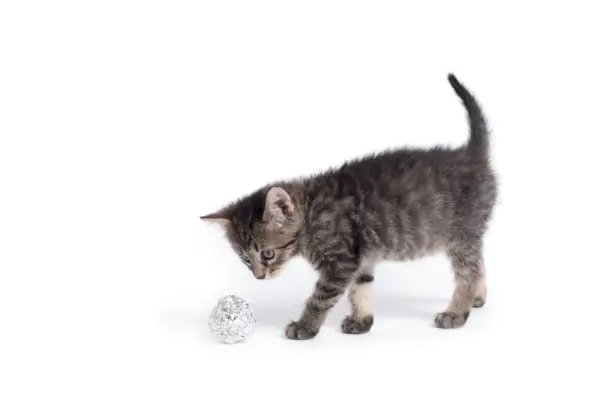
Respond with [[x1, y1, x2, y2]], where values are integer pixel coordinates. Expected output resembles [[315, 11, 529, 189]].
[[202, 74, 497, 339]]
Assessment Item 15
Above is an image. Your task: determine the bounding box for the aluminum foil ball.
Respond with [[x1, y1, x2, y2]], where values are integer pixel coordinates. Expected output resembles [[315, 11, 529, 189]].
[[208, 294, 256, 344]]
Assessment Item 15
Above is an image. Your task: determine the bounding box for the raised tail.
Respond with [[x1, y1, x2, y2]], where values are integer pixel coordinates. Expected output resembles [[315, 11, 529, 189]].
[[447, 73, 489, 159]]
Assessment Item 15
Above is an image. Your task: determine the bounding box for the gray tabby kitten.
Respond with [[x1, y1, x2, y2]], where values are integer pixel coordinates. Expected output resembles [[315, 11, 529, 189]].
[[201, 74, 497, 340]]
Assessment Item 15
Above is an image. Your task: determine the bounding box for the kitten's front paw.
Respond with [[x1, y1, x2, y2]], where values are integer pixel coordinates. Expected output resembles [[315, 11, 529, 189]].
[[434, 311, 470, 329], [473, 297, 486, 308], [341, 315, 374, 334], [284, 321, 319, 340]]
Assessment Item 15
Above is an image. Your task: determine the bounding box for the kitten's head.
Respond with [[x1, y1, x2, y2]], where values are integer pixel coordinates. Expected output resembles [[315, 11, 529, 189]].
[[201, 186, 303, 280]]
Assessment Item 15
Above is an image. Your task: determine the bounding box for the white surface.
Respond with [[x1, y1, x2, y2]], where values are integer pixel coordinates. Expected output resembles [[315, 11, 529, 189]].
[[1, 1, 599, 399]]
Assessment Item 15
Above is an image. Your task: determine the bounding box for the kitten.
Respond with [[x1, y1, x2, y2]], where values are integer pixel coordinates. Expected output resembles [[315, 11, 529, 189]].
[[201, 74, 497, 340]]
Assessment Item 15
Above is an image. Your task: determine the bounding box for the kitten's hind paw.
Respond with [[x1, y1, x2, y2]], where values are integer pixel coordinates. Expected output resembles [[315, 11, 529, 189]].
[[341, 315, 374, 334], [284, 321, 319, 340], [434, 311, 470, 329]]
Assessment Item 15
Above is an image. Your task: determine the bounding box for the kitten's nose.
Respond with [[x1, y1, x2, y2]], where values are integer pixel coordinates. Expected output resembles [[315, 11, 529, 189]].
[[252, 266, 266, 280]]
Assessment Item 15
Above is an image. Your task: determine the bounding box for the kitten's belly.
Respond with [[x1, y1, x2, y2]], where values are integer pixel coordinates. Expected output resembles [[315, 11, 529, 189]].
[[383, 239, 445, 262], [360, 244, 443, 270], [359, 239, 445, 270]]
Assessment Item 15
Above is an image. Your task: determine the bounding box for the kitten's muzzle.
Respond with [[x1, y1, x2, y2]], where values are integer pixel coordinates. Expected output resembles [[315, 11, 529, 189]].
[[251, 265, 266, 280]]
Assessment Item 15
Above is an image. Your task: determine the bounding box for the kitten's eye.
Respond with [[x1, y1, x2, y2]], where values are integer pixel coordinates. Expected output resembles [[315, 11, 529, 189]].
[[261, 249, 275, 260]]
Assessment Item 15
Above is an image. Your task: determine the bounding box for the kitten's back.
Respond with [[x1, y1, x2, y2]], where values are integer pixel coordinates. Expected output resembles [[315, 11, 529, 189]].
[[300, 74, 497, 260]]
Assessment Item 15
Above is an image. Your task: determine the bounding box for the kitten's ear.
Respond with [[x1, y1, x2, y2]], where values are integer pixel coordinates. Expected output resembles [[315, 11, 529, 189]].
[[264, 187, 294, 224], [199, 210, 231, 228]]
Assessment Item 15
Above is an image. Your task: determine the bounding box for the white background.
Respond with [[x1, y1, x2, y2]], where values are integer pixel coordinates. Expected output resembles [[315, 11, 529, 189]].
[[1, 1, 599, 399]]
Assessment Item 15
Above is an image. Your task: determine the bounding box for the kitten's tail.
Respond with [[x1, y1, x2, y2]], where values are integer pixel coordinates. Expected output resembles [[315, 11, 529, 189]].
[[447, 73, 489, 159]]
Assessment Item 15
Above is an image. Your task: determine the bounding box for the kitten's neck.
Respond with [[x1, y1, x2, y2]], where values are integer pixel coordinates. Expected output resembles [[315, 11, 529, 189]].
[[274, 179, 310, 257]]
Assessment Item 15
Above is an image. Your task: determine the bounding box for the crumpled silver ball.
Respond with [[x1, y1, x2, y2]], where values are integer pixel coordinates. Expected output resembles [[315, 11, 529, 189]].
[[208, 294, 256, 344]]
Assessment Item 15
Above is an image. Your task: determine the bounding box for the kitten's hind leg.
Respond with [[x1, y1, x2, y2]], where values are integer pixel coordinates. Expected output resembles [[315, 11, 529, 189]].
[[342, 264, 375, 334], [435, 240, 484, 329]]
